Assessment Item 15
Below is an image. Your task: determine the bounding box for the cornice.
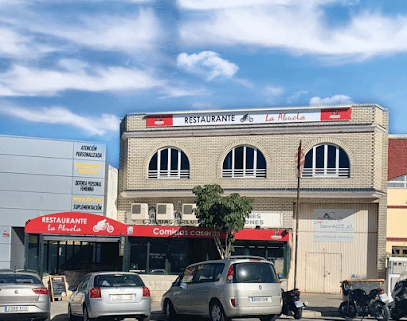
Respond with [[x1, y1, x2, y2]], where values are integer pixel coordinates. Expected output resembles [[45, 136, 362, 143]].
[[120, 187, 385, 199], [121, 123, 386, 140]]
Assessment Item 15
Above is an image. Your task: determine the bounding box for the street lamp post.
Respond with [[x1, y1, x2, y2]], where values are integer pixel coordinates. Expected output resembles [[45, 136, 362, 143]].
[[293, 141, 304, 289]]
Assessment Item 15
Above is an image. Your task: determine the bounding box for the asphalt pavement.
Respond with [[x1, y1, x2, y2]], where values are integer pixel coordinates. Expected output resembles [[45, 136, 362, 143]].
[[50, 293, 343, 320]]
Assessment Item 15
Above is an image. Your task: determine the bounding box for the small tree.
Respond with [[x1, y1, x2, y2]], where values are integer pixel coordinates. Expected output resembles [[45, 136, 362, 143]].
[[192, 184, 253, 258]]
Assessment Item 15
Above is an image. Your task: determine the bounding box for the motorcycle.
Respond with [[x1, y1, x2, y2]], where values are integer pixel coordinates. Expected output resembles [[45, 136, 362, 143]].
[[389, 271, 407, 320], [339, 279, 390, 321], [281, 289, 306, 319]]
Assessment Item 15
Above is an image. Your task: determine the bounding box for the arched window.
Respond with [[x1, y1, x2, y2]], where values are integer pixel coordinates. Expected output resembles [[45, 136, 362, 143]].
[[303, 144, 350, 178], [148, 147, 189, 179], [222, 146, 266, 178]]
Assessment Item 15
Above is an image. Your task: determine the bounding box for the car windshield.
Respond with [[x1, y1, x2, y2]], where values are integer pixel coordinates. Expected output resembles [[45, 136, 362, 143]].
[[94, 274, 144, 287], [234, 262, 278, 283], [0, 274, 42, 285]]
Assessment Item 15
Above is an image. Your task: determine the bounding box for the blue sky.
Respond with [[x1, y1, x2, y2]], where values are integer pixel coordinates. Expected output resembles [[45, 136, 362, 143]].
[[1, 0, 407, 168]]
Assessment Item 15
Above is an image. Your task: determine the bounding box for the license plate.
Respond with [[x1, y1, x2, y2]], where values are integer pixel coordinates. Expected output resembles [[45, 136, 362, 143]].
[[295, 301, 304, 308], [5, 306, 29, 312], [250, 297, 271, 303], [379, 294, 389, 301], [110, 294, 133, 301]]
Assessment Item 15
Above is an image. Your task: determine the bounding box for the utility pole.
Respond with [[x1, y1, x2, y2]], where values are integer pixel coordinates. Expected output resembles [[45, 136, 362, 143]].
[[293, 141, 304, 290]]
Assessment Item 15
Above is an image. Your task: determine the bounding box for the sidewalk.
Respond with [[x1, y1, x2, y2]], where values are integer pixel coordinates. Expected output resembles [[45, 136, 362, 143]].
[[301, 293, 342, 318], [50, 293, 343, 319]]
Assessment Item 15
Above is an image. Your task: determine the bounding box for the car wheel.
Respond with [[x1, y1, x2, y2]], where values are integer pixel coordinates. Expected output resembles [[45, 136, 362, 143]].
[[164, 299, 177, 321], [210, 301, 229, 321], [83, 305, 92, 321], [68, 304, 76, 321], [137, 316, 150, 321]]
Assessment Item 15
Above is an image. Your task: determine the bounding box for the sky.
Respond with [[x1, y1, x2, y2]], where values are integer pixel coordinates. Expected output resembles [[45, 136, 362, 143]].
[[1, 0, 407, 168]]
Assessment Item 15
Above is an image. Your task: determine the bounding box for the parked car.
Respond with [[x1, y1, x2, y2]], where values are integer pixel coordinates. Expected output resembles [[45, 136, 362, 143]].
[[0, 270, 50, 321], [68, 271, 151, 321], [161, 256, 283, 321]]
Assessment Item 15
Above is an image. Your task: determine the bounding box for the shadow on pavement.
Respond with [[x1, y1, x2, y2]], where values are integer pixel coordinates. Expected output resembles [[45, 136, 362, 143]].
[[306, 305, 340, 317], [51, 314, 67, 321]]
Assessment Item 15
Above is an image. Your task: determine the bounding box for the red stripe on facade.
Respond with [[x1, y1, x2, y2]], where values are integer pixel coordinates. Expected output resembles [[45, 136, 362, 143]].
[[387, 237, 407, 242], [387, 206, 407, 209]]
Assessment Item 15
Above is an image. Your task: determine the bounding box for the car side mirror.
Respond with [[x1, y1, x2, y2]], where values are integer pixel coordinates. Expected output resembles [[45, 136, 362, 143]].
[[278, 273, 283, 280]]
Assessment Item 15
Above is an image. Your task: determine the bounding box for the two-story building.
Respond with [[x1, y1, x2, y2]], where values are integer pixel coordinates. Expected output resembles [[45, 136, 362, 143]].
[[118, 104, 388, 293]]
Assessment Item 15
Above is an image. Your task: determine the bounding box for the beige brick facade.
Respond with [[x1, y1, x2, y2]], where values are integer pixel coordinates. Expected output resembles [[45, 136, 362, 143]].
[[118, 104, 388, 293]]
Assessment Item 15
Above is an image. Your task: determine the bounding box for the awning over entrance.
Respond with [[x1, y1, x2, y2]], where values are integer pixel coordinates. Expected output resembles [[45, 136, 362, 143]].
[[24, 212, 290, 242]]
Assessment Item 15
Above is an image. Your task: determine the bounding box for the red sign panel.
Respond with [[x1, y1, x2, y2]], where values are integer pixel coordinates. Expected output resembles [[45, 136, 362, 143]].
[[146, 115, 173, 127], [234, 229, 290, 241], [127, 225, 226, 239], [127, 225, 289, 241], [25, 212, 128, 236], [320, 108, 352, 121]]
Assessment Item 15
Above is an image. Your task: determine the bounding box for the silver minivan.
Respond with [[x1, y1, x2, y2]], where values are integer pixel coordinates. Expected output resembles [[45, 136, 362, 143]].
[[161, 256, 283, 321]]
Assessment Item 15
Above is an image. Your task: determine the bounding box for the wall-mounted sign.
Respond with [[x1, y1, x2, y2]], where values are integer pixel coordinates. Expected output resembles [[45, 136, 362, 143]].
[[312, 209, 355, 242], [74, 162, 105, 177], [72, 178, 105, 195], [244, 212, 282, 228], [72, 195, 104, 213], [73, 142, 105, 161], [126, 225, 289, 241], [146, 108, 352, 128], [25, 212, 127, 236]]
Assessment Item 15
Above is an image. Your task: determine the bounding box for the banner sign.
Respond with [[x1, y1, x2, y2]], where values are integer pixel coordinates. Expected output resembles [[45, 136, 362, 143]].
[[235, 228, 290, 241], [126, 225, 226, 239], [25, 212, 127, 236], [146, 108, 352, 128], [126, 225, 289, 241], [312, 209, 355, 242]]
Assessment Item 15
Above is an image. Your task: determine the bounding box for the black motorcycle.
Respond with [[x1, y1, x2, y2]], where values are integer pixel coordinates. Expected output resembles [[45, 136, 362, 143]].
[[339, 280, 390, 321], [281, 289, 305, 319], [389, 272, 407, 320]]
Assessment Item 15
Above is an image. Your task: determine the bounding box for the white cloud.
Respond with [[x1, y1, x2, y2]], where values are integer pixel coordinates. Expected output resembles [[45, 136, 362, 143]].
[[178, 1, 407, 62], [309, 94, 353, 105], [0, 106, 120, 136], [177, 51, 239, 80], [178, 0, 290, 10], [287, 90, 308, 104], [159, 85, 209, 98], [48, 9, 161, 53], [2, 8, 161, 57], [263, 85, 285, 96], [0, 63, 164, 96], [0, 27, 56, 59]]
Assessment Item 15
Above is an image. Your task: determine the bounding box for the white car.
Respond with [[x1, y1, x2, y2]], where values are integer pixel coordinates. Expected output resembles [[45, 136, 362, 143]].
[[0, 270, 50, 321], [68, 271, 151, 321]]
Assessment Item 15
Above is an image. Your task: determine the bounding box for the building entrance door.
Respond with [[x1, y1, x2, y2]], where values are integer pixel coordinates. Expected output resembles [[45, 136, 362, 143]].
[[305, 252, 342, 293]]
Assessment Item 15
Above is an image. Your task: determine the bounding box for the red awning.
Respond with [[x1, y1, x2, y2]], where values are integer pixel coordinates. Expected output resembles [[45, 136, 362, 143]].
[[25, 212, 128, 236]]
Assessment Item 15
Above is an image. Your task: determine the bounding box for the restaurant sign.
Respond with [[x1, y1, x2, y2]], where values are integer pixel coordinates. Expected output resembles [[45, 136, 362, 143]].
[[127, 225, 289, 241], [146, 108, 352, 128], [25, 212, 127, 236]]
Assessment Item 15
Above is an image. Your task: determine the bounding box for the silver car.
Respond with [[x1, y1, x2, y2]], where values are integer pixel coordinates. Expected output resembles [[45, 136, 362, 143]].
[[0, 270, 50, 321], [68, 271, 151, 321], [161, 256, 283, 321]]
